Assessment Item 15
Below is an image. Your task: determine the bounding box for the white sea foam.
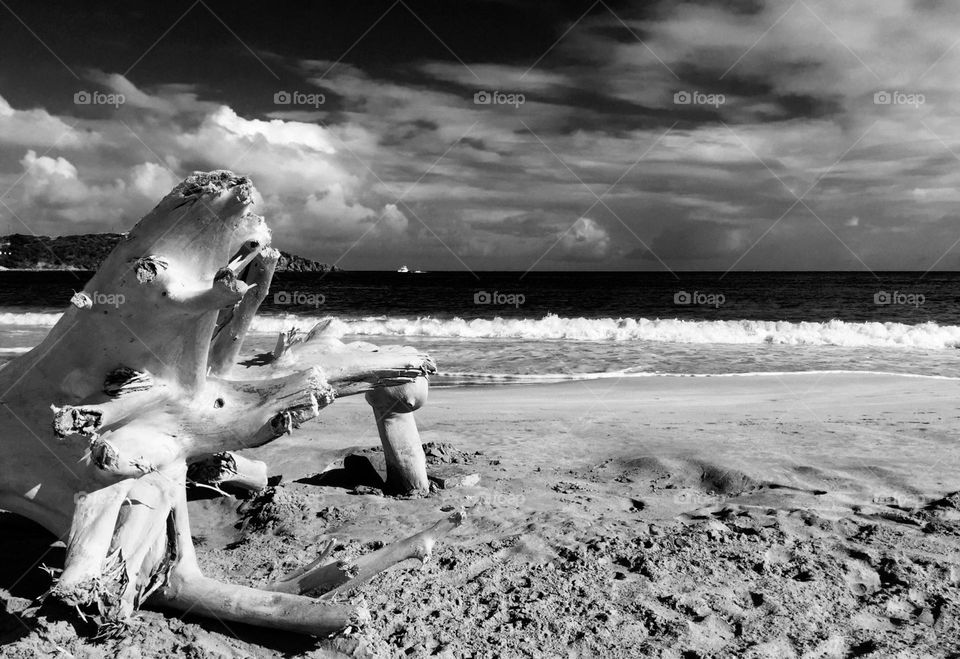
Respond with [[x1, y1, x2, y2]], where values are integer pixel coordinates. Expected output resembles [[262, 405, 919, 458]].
[[250, 314, 960, 350], [436, 369, 960, 386], [4, 311, 960, 350], [0, 312, 64, 327]]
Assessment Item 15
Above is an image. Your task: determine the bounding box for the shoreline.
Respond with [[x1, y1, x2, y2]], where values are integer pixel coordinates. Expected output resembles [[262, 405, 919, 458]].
[[433, 369, 960, 386], [253, 370, 960, 504]]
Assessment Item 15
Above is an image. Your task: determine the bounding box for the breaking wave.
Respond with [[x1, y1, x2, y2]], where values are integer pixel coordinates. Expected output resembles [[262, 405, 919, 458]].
[[248, 314, 960, 350], [4, 311, 960, 350]]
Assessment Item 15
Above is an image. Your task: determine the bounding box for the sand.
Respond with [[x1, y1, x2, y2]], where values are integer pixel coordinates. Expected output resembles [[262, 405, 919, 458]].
[[2, 372, 959, 657]]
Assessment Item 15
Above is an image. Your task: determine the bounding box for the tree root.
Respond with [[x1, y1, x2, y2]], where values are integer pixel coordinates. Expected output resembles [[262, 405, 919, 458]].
[[0, 170, 450, 638], [268, 510, 465, 598]]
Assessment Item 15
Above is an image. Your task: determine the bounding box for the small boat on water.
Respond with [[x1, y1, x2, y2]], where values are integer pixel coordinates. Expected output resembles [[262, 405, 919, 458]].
[[397, 265, 409, 273]]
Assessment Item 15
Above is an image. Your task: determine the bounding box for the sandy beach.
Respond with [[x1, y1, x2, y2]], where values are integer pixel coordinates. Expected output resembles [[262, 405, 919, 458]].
[[8, 0, 960, 654], [2, 372, 958, 657]]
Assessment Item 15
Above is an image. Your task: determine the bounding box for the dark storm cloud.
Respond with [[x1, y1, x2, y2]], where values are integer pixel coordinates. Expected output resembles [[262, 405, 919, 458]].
[[2, 0, 960, 270], [629, 221, 745, 261]]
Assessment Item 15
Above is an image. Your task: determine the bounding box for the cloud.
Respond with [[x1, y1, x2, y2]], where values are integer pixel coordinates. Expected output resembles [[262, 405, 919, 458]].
[[0, 96, 88, 149], [199, 106, 335, 153], [636, 220, 745, 261], [4, 1, 960, 270], [129, 162, 179, 200], [559, 217, 611, 261], [301, 183, 378, 239], [89, 70, 177, 115], [13, 150, 126, 226], [0, 77, 377, 240], [0, 74, 391, 250], [379, 203, 409, 234], [21, 150, 77, 181]]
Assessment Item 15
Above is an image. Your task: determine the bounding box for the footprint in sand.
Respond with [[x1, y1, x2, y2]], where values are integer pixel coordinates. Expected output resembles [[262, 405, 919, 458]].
[[844, 559, 881, 596]]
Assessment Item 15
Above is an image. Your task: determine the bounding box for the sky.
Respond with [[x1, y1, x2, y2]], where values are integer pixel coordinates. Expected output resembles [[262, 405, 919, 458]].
[[1, 0, 960, 272]]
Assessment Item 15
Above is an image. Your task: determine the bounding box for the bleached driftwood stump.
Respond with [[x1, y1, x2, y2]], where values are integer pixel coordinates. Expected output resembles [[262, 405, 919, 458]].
[[0, 171, 459, 637], [244, 320, 432, 494]]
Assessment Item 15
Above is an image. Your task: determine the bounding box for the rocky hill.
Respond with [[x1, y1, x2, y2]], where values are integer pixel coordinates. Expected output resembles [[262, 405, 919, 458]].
[[0, 233, 340, 272]]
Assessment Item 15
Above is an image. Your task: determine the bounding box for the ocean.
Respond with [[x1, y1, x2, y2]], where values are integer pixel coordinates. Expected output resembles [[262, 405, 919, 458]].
[[1, 270, 959, 385]]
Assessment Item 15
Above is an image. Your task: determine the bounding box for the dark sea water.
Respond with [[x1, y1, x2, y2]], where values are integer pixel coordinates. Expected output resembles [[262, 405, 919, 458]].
[[2, 271, 959, 383]]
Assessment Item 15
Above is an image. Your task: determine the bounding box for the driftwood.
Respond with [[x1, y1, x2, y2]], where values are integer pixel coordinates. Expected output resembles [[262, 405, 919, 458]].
[[187, 451, 268, 492], [241, 321, 433, 494], [0, 171, 454, 637], [266, 510, 464, 598]]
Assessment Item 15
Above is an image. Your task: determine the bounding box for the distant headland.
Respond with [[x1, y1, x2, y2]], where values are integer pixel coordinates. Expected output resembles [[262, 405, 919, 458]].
[[0, 233, 341, 273]]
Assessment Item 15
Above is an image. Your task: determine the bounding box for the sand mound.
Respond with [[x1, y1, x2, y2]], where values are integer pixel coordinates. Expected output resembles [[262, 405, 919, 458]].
[[614, 456, 761, 496], [237, 486, 310, 535], [423, 442, 479, 465]]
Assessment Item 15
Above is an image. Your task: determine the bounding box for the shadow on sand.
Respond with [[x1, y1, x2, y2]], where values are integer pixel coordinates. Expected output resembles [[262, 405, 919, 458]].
[[0, 512, 62, 644]]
